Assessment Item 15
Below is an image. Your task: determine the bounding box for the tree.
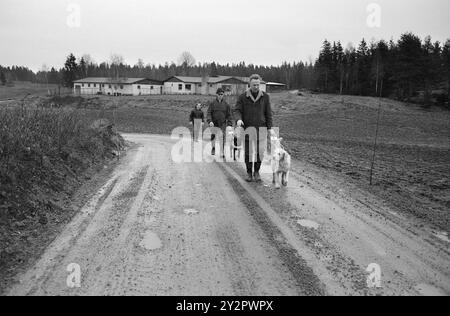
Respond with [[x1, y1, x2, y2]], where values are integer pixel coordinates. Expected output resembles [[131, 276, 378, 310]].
[[48, 67, 60, 84], [0, 71, 6, 85], [370, 40, 389, 97], [356, 38, 371, 95], [110, 54, 124, 79], [421, 36, 442, 106], [63, 53, 78, 88], [136, 58, 145, 69], [316, 40, 333, 92], [443, 39, 450, 106], [392, 33, 423, 102], [79, 57, 87, 78], [178, 51, 196, 67], [178, 51, 196, 75], [210, 62, 218, 77]]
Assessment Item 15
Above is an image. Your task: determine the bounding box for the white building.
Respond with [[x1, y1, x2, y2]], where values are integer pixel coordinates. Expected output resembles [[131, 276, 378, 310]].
[[73, 77, 163, 96], [163, 76, 267, 95]]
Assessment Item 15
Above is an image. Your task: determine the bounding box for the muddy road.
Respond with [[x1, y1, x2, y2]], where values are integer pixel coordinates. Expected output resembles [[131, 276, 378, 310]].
[[6, 134, 449, 296]]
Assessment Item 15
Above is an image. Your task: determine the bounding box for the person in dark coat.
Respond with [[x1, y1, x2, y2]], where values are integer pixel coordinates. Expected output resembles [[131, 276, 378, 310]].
[[207, 88, 232, 157], [189, 103, 205, 142], [234, 74, 274, 182]]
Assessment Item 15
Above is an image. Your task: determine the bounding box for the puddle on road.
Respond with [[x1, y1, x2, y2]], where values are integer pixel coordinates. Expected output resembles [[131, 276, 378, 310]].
[[184, 208, 199, 215], [139, 231, 162, 250], [433, 232, 450, 243], [414, 283, 447, 296], [297, 219, 320, 230]]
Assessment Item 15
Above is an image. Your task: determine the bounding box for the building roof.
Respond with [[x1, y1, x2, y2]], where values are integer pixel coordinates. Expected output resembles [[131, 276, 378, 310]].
[[266, 82, 286, 86], [73, 77, 163, 85], [164, 76, 267, 84]]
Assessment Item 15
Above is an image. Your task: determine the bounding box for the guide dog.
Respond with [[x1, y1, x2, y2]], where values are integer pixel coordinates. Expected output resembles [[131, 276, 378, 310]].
[[271, 137, 291, 189]]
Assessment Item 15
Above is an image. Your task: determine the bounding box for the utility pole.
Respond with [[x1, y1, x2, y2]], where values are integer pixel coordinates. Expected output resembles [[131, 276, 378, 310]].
[[370, 78, 383, 185]]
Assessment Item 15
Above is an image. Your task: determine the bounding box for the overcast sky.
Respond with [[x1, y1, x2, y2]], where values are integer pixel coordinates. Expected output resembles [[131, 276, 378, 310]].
[[0, 0, 449, 71]]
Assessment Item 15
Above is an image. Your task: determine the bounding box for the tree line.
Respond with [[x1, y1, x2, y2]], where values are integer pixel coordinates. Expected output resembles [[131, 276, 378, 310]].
[[1, 32, 449, 106], [315, 33, 450, 106]]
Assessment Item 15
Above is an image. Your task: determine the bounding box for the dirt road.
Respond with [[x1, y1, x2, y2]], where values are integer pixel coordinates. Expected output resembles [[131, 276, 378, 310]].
[[6, 134, 449, 296]]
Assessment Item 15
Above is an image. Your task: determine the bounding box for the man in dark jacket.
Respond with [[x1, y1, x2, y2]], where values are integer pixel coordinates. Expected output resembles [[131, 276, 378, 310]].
[[207, 88, 232, 157], [234, 74, 274, 182]]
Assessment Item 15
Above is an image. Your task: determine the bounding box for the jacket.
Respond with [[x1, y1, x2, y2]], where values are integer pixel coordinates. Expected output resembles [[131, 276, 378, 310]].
[[233, 89, 273, 129], [207, 99, 232, 128], [189, 109, 205, 123]]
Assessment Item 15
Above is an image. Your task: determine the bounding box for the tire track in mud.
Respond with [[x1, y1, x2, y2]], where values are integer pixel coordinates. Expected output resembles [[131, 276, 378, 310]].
[[31, 165, 151, 295], [76, 165, 153, 295], [218, 163, 326, 296], [285, 167, 450, 295], [9, 174, 121, 296]]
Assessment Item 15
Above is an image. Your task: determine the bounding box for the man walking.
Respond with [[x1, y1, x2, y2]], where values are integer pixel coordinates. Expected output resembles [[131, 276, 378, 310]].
[[207, 88, 232, 157], [234, 74, 274, 182]]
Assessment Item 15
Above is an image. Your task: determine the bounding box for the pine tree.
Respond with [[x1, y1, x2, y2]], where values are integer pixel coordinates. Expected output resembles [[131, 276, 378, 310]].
[[79, 57, 87, 78], [210, 62, 218, 77], [317, 40, 333, 92], [443, 39, 450, 106], [356, 38, 370, 95], [0, 71, 6, 85], [63, 53, 78, 88], [393, 33, 423, 102]]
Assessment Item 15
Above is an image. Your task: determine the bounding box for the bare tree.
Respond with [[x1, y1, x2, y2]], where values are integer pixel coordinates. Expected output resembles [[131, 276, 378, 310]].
[[136, 58, 145, 69], [178, 51, 196, 68], [110, 54, 124, 79], [81, 54, 95, 65], [41, 64, 49, 95], [81, 54, 95, 76]]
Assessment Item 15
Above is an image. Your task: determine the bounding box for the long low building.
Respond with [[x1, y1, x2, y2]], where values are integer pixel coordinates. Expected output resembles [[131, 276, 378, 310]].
[[163, 76, 267, 95], [73, 77, 164, 96], [73, 76, 284, 96]]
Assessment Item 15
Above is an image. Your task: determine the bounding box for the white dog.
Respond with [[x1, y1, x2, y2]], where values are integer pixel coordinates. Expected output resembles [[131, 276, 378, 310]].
[[271, 137, 291, 189]]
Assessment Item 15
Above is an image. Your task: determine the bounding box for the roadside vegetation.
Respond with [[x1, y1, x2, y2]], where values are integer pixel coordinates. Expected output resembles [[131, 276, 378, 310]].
[[0, 103, 125, 292]]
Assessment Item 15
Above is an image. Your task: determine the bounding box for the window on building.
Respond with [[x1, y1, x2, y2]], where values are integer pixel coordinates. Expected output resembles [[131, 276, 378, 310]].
[[120, 85, 124, 89], [94, 84, 96, 87], [109, 85, 112, 89], [185, 84, 192, 91], [88, 84, 90, 87], [222, 85, 232, 92], [209, 84, 213, 88], [178, 84, 183, 90], [82, 84, 84, 87], [137, 85, 141, 89], [102, 84, 105, 87], [150, 86, 154, 90]]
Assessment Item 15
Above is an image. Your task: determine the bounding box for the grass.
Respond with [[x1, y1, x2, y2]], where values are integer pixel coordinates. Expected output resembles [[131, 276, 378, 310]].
[[0, 81, 72, 100]]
